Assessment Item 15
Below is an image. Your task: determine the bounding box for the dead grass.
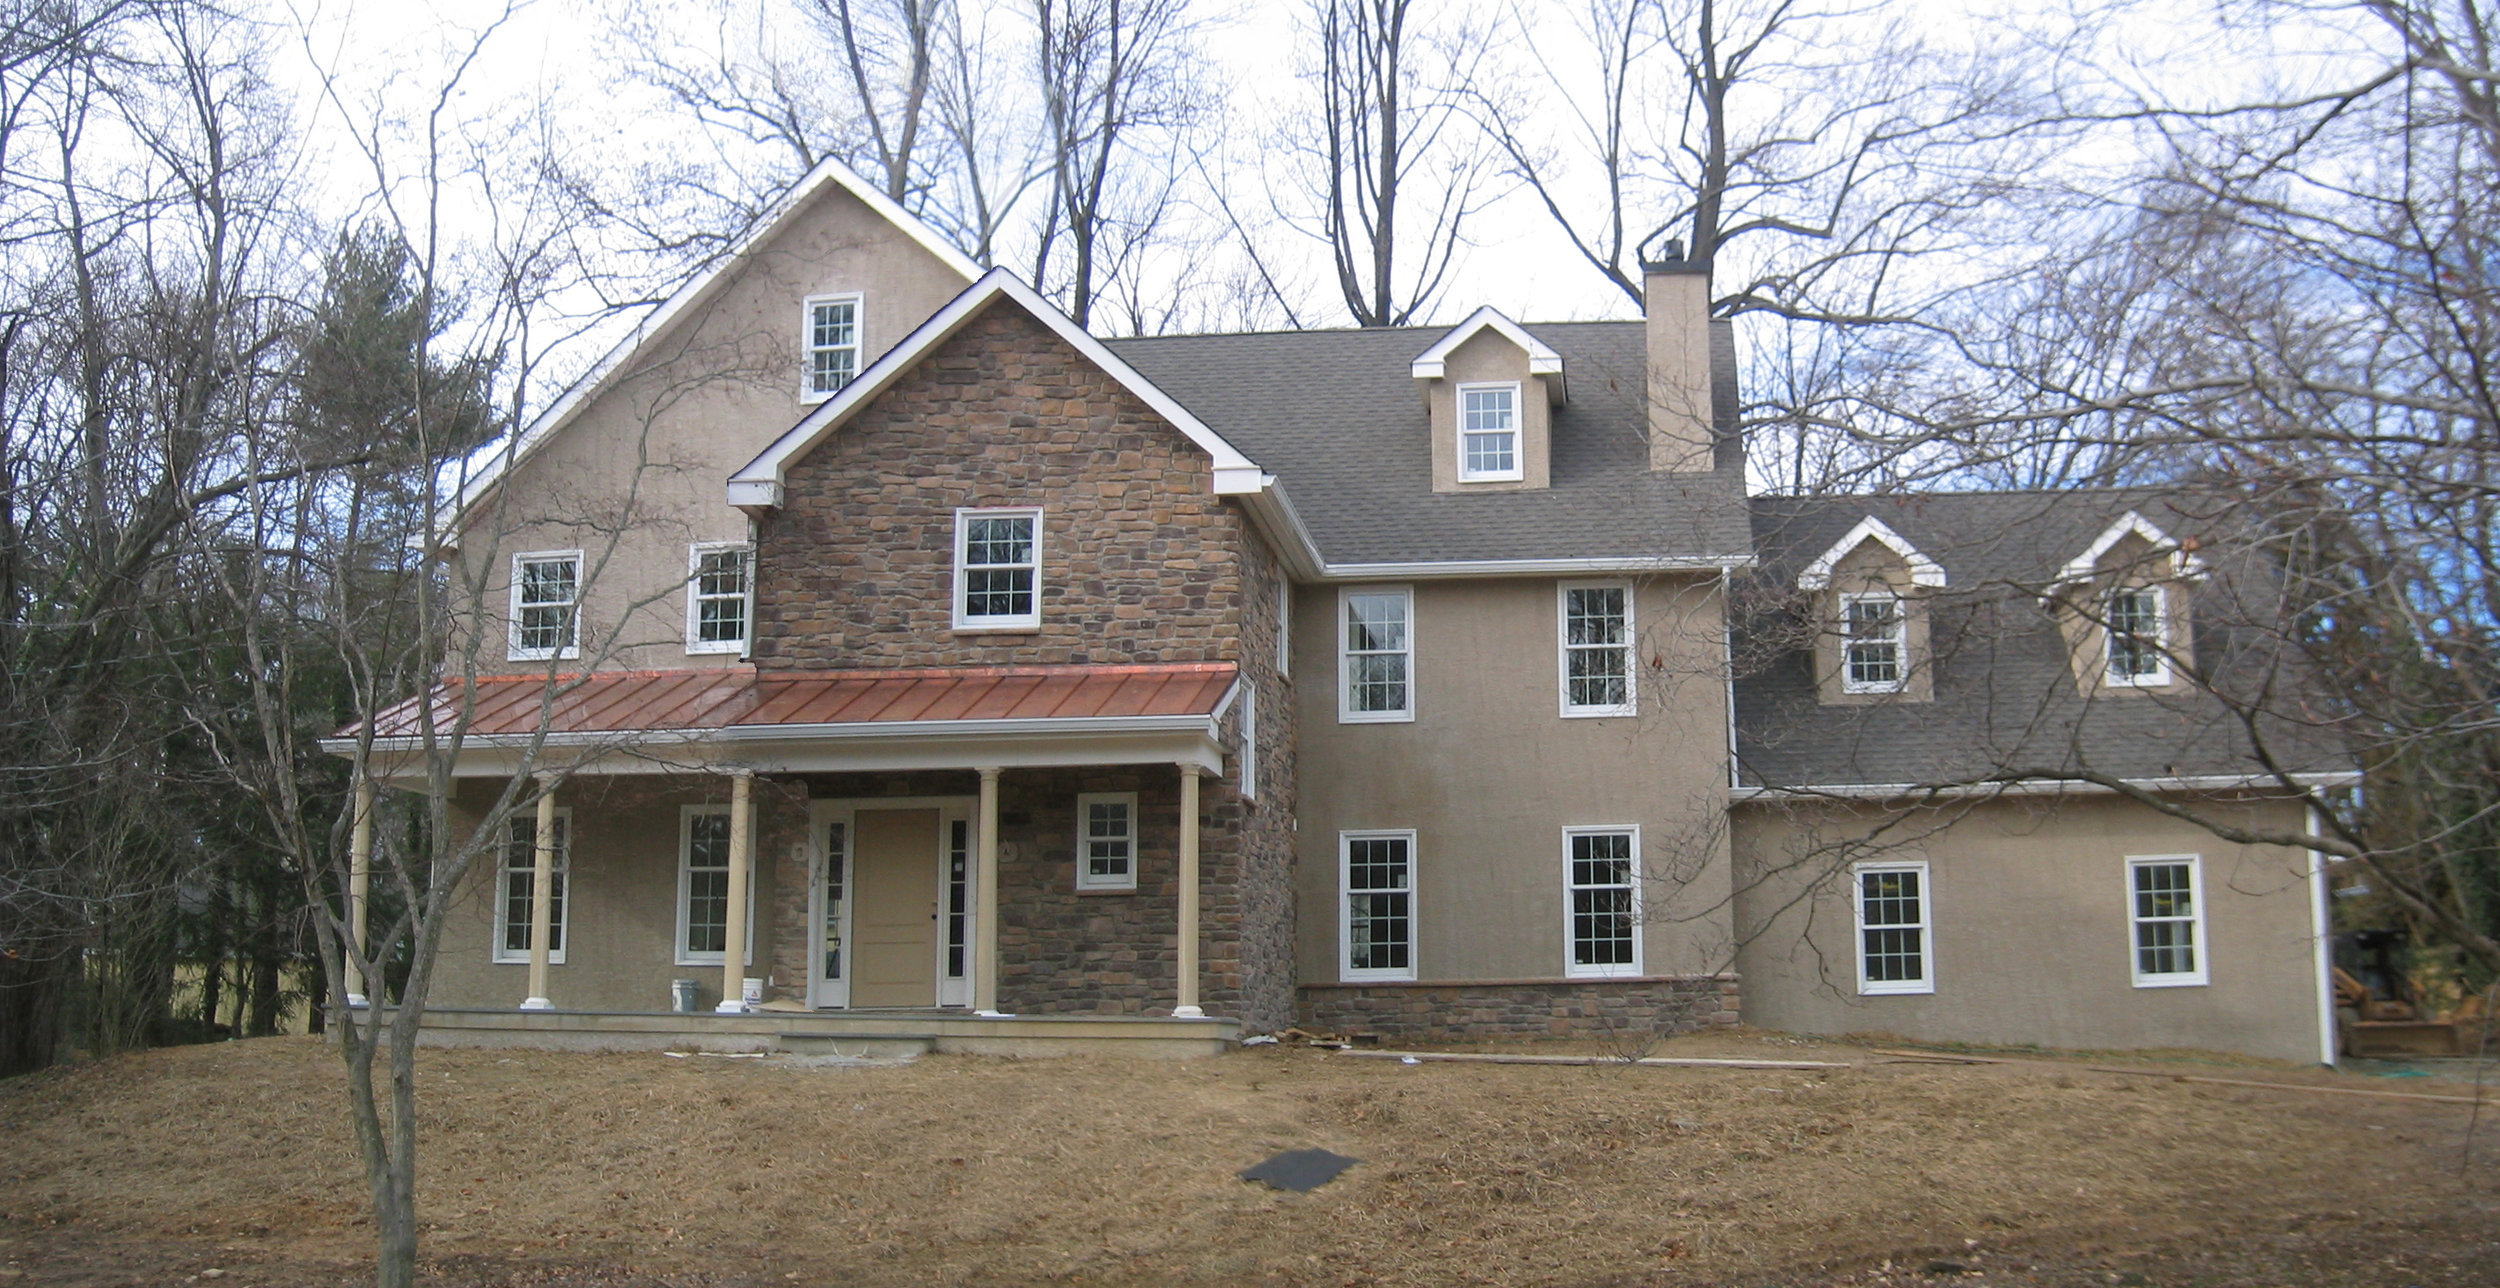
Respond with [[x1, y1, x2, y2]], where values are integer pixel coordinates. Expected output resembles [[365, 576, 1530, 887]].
[[2, 1031, 2496, 1287]]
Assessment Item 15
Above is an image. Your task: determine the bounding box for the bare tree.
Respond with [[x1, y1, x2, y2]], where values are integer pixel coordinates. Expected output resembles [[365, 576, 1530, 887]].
[[1029, 0, 1204, 327]]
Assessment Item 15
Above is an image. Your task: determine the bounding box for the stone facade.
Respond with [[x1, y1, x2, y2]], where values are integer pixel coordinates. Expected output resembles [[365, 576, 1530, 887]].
[[1297, 976, 1742, 1042], [751, 301, 1257, 671]]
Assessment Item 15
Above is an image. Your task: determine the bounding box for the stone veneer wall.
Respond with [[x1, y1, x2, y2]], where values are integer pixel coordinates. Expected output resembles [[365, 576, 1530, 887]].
[[1213, 525, 1297, 1035], [1298, 976, 1741, 1041]]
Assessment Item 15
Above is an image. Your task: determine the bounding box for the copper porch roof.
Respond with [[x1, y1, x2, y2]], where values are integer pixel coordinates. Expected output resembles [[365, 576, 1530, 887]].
[[356, 663, 1239, 741]]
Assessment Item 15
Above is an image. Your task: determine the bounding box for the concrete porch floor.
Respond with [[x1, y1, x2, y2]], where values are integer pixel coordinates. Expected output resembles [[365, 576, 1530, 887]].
[[390, 1007, 1242, 1059]]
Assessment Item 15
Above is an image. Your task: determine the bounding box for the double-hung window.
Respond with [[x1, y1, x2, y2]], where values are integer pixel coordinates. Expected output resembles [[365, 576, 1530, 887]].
[[1565, 827, 1642, 977], [1560, 581, 1635, 716], [1341, 830, 1416, 980], [1340, 586, 1413, 722], [954, 508, 1042, 630], [1853, 861, 1931, 994], [2128, 856, 2207, 986], [2106, 586, 2169, 685], [1842, 593, 1905, 693], [686, 543, 752, 654], [494, 810, 570, 963], [1457, 383, 1522, 481], [1075, 793, 1138, 891], [509, 551, 581, 661], [802, 294, 862, 399], [676, 806, 754, 965]]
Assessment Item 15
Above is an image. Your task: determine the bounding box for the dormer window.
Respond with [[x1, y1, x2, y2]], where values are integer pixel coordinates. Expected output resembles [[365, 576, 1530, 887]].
[[2106, 586, 2169, 685], [1458, 383, 1522, 481], [1842, 593, 1904, 693], [803, 294, 862, 400], [1799, 517, 1943, 705]]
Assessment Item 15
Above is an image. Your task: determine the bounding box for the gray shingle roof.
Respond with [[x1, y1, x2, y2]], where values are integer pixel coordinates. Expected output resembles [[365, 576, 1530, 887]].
[[1733, 491, 2351, 788], [1106, 321, 1750, 567]]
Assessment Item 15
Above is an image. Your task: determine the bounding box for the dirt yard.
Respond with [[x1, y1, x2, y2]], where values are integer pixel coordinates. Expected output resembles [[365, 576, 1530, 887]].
[[1, 1032, 2494, 1287]]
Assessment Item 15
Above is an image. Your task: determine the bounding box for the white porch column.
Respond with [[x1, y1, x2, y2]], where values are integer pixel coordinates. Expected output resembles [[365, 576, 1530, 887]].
[[521, 783, 558, 1010], [715, 770, 756, 1013], [344, 779, 374, 1008], [974, 766, 1003, 1015], [1173, 765, 1204, 1018]]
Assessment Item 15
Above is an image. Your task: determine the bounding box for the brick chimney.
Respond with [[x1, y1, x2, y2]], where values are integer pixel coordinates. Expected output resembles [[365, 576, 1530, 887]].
[[1642, 242, 1714, 473]]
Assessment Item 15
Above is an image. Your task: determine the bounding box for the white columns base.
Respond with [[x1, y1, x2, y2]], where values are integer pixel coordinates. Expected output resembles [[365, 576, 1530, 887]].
[[519, 997, 554, 1011], [1171, 1005, 1205, 1018], [714, 999, 749, 1014], [344, 993, 370, 1009]]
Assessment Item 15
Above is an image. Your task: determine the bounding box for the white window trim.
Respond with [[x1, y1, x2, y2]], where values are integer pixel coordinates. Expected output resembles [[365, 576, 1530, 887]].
[[1340, 829, 1419, 982], [1338, 584, 1416, 724], [1562, 825, 1644, 979], [2127, 854, 2210, 988], [1276, 579, 1292, 679], [684, 542, 754, 656], [1237, 682, 1259, 801], [492, 807, 572, 965], [1074, 791, 1140, 892], [2105, 584, 2173, 687], [1840, 591, 1908, 695], [952, 506, 1044, 632], [1558, 580, 1638, 717], [799, 291, 864, 404], [674, 804, 756, 967], [506, 549, 583, 662], [1455, 381, 1525, 482], [1852, 859, 1933, 995]]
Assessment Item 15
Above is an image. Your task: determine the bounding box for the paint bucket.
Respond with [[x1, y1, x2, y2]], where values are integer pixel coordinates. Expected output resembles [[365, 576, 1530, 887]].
[[671, 979, 700, 1013]]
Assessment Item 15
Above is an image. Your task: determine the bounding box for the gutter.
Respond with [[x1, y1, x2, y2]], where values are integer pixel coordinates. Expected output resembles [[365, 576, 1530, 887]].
[[320, 710, 1225, 759], [1726, 771, 2363, 802]]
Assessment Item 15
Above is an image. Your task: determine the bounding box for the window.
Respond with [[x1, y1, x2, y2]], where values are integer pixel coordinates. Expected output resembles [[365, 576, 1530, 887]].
[[802, 294, 862, 399], [954, 508, 1042, 630], [2106, 586, 2169, 685], [1853, 862, 1931, 994], [1842, 593, 1905, 694], [1276, 580, 1292, 678], [508, 551, 581, 661], [821, 819, 847, 986], [1565, 827, 1642, 977], [1075, 793, 1138, 891], [1237, 682, 1259, 801], [1457, 383, 1522, 481], [1560, 582, 1635, 716], [1341, 831, 1416, 980], [676, 806, 754, 965], [2128, 856, 2208, 986], [686, 543, 752, 654], [494, 810, 570, 964], [1339, 586, 1414, 722]]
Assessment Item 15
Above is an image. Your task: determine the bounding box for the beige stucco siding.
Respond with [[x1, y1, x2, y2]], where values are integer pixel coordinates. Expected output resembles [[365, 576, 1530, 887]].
[[1292, 574, 1734, 986], [1731, 794, 2326, 1063], [453, 182, 972, 672]]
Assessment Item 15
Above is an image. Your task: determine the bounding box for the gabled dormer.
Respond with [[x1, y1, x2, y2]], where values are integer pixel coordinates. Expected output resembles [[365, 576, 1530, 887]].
[[1412, 307, 1565, 493], [1798, 516, 1946, 704], [2048, 510, 2209, 696]]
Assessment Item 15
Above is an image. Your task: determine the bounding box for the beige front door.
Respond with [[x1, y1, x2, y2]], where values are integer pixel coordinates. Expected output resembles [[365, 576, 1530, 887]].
[[849, 808, 940, 1008]]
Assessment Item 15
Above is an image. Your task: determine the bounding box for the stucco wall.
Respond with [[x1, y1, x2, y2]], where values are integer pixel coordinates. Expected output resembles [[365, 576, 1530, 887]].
[[1730, 793, 2326, 1063], [453, 182, 971, 672], [1290, 573, 1735, 989]]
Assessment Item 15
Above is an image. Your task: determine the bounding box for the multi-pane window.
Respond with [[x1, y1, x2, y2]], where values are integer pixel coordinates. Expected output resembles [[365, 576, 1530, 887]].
[[1458, 383, 1521, 480], [2106, 586, 2168, 684], [687, 544, 751, 653], [1075, 793, 1137, 891], [509, 552, 580, 660], [821, 820, 847, 985], [945, 819, 972, 987], [1237, 682, 1259, 801], [1566, 828, 1641, 976], [1342, 831, 1415, 980], [1843, 593, 1905, 693], [495, 811, 569, 963], [1340, 587, 1413, 721], [678, 807, 739, 963], [955, 509, 1041, 630], [1854, 862, 1931, 994], [804, 295, 861, 398], [2129, 857, 2207, 986], [1561, 583, 1634, 715]]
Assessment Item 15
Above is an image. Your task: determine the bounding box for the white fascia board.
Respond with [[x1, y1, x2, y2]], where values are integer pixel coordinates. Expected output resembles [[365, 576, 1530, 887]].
[[1319, 555, 1753, 581], [1237, 480, 1328, 582], [1410, 306, 1565, 378], [2057, 510, 2211, 584], [730, 268, 1265, 507], [1726, 771, 2362, 802], [1796, 516, 1946, 591], [438, 159, 976, 536], [343, 719, 1227, 780]]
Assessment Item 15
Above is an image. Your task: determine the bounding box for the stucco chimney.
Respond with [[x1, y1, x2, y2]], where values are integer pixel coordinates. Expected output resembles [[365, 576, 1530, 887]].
[[1642, 242, 1714, 473]]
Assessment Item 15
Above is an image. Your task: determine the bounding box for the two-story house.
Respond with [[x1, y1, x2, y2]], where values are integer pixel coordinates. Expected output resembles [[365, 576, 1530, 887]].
[[342, 161, 2348, 1064]]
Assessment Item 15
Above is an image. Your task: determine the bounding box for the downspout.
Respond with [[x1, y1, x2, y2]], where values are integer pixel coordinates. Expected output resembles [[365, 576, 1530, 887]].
[[1721, 566, 1739, 792], [2306, 803, 2338, 1067]]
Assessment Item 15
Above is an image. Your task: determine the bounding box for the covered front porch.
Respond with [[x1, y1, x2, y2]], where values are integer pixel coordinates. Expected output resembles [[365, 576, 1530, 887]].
[[334, 662, 1281, 1053]]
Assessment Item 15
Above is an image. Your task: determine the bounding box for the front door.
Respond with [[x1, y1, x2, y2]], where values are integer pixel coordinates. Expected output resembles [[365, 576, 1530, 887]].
[[850, 808, 940, 1008]]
